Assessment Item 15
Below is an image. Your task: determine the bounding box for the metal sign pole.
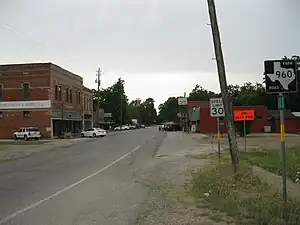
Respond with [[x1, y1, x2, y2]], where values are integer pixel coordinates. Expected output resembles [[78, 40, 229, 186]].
[[279, 93, 287, 223], [217, 117, 221, 165], [244, 119, 246, 152]]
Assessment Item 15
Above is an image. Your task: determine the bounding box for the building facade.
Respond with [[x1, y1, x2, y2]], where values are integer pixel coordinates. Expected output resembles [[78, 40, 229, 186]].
[[187, 101, 269, 133], [188, 100, 300, 133], [0, 63, 92, 139], [82, 86, 93, 130]]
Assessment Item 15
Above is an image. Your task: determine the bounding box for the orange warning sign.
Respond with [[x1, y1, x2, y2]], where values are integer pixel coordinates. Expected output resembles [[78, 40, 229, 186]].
[[234, 110, 255, 121]]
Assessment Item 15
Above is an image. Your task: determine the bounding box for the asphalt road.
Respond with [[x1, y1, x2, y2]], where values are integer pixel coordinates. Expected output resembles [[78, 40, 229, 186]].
[[0, 126, 165, 225]]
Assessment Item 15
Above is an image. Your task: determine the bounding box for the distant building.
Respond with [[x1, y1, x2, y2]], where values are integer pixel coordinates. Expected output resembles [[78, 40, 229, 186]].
[[82, 86, 93, 130], [188, 100, 300, 133], [0, 62, 92, 139]]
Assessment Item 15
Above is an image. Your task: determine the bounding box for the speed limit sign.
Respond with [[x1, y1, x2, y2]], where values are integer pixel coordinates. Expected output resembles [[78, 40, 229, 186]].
[[210, 98, 225, 117]]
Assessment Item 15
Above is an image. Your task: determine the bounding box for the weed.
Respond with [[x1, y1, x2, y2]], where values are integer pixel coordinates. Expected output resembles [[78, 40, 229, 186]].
[[190, 163, 300, 224], [240, 147, 300, 182]]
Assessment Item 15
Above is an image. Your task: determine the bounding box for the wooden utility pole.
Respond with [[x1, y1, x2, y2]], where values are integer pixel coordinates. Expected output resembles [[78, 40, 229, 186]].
[[206, 0, 239, 172], [95, 68, 101, 127]]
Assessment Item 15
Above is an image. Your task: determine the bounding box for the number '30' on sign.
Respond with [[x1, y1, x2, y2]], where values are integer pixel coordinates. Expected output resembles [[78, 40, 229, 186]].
[[211, 107, 224, 115]]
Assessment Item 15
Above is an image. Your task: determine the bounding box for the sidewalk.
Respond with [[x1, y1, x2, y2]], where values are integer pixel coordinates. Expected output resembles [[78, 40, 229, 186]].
[[0, 138, 88, 162], [156, 132, 214, 158]]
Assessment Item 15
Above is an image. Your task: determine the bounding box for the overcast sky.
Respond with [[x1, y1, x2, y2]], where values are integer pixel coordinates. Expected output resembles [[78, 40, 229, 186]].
[[1, 0, 299, 107]]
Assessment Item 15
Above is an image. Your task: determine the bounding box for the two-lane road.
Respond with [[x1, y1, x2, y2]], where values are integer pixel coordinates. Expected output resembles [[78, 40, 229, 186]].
[[0, 126, 165, 225]]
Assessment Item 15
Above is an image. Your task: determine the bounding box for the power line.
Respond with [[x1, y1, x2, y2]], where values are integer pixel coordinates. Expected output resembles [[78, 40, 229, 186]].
[[1, 20, 72, 62]]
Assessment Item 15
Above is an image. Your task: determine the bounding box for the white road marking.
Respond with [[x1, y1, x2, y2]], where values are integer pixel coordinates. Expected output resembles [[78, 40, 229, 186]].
[[0, 146, 141, 224]]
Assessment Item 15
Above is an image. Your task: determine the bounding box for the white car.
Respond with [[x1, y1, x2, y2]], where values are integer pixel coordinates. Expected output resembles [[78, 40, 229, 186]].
[[114, 125, 130, 131], [80, 128, 107, 138], [13, 127, 41, 141]]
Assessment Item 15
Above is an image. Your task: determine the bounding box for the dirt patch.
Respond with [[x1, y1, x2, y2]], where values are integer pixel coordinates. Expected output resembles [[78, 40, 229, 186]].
[[134, 132, 234, 225]]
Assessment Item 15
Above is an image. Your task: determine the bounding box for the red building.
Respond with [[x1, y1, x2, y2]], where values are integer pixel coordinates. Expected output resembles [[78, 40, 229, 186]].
[[188, 101, 300, 133], [0, 63, 93, 139]]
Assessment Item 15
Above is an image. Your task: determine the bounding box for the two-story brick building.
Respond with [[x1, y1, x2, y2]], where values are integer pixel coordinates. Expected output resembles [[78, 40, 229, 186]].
[[0, 62, 93, 139]]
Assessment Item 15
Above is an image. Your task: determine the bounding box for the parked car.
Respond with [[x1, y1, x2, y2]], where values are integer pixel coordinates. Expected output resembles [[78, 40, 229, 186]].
[[13, 127, 41, 141], [80, 128, 106, 138], [114, 125, 130, 131], [129, 124, 136, 130], [159, 125, 165, 131], [140, 124, 146, 128]]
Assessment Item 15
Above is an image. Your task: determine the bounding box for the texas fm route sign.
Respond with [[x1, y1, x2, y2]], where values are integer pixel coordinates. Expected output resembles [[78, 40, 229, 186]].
[[264, 60, 298, 93], [210, 98, 225, 117]]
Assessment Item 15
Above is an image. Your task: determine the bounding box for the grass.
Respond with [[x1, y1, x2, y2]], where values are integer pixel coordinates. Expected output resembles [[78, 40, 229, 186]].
[[189, 163, 300, 225], [240, 146, 300, 182]]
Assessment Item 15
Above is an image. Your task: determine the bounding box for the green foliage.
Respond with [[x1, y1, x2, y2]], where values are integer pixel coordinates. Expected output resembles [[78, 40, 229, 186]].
[[93, 78, 130, 125], [128, 98, 157, 125], [188, 84, 219, 101], [157, 97, 179, 123], [240, 147, 300, 182], [190, 163, 300, 224], [234, 120, 252, 137]]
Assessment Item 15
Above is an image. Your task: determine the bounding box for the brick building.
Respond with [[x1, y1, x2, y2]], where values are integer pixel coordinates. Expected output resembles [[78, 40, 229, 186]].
[[187, 101, 269, 133], [0, 62, 93, 139], [188, 100, 300, 133]]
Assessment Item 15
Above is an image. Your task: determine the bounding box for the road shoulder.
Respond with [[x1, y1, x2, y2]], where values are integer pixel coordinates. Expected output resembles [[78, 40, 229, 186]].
[[134, 132, 230, 225]]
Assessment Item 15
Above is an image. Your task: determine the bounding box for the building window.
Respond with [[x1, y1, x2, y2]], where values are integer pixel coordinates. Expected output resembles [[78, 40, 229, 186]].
[[0, 84, 3, 101], [55, 85, 58, 100], [70, 89, 73, 103], [23, 111, 30, 119], [78, 92, 81, 104], [66, 88, 69, 102], [23, 83, 30, 101], [58, 86, 62, 101], [84, 97, 86, 110]]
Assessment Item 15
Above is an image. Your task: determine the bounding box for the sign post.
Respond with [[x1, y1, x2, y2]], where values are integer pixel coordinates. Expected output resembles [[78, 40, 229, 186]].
[[178, 96, 188, 132], [210, 98, 225, 165], [243, 119, 246, 151], [233, 110, 255, 152], [264, 59, 298, 223]]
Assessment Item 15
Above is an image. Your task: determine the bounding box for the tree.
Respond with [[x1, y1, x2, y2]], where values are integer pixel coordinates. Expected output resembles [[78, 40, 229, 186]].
[[128, 98, 142, 122], [188, 84, 219, 101], [140, 98, 157, 125], [94, 78, 130, 125], [157, 97, 179, 123]]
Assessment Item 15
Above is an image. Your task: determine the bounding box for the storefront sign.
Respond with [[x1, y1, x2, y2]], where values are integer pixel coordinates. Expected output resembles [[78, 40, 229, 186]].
[[51, 110, 82, 120], [0, 100, 51, 109]]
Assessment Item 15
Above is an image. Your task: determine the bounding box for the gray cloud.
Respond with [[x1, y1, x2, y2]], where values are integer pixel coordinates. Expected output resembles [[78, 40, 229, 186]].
[[1, 0, 300, 105]]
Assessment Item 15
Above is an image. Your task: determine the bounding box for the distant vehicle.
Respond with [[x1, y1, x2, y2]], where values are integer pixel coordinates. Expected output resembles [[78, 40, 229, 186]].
[[161, 122, 181, 131], [80, 128, 106, 138], [129, 125, 136, 130], [14, 127, 41, 141], [114, 125, 130, 131], [159, 125, 165, 131], [140, 124, 146, 128]]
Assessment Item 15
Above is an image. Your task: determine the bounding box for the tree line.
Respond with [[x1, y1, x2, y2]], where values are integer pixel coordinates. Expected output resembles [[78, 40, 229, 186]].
[[93, 78, 157, 126], [157, 55, 300, 123]]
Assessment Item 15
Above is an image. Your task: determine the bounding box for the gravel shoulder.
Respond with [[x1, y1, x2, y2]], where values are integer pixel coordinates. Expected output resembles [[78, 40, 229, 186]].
[[134, 132, 231, 225]]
